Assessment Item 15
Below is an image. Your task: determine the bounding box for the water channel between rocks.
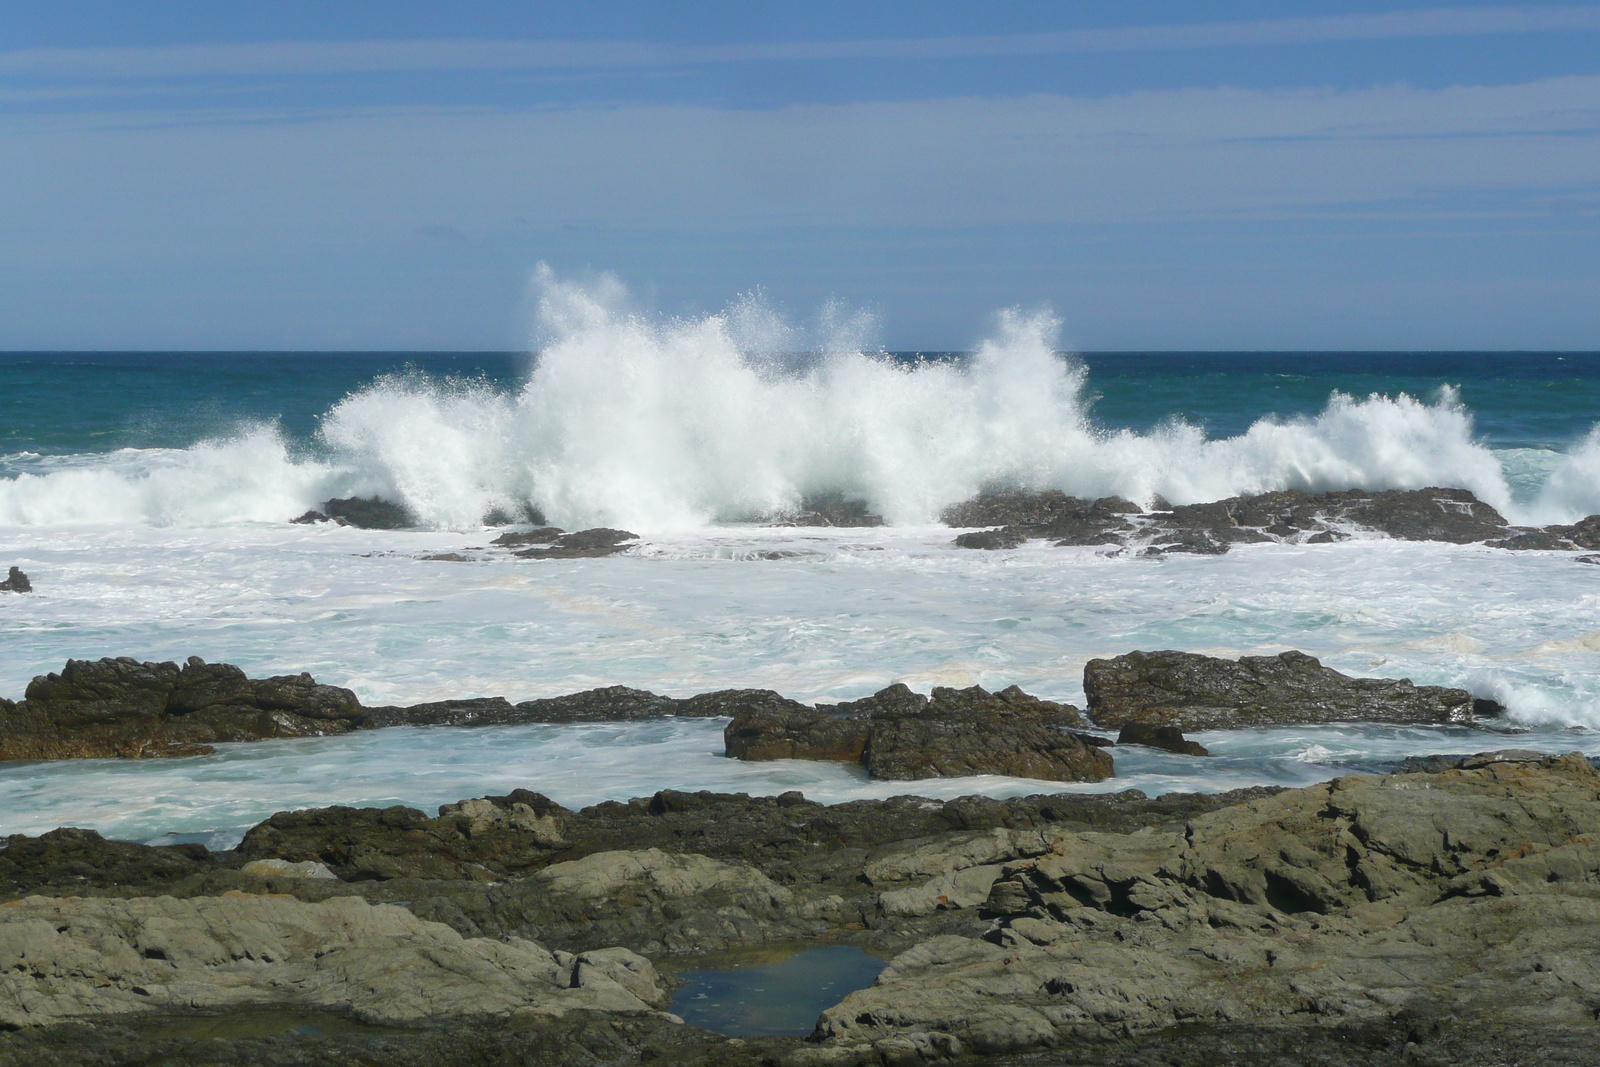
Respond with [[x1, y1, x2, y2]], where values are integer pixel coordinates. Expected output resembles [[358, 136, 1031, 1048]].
[[667, 945, 889, 1037]]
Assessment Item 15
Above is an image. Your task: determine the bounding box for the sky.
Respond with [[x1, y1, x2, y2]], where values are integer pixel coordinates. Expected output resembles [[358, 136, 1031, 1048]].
[[1, 1, 1598, 351]]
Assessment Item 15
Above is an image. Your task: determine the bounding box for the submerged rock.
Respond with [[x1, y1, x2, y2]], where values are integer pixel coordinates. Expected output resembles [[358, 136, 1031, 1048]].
[[514, 528, 640, 559], [489, 526, 566, 548], [1084, 649, 1479, 729], [0, 656, 365, 760], [726, 683, 1109, 782], [0, 566, 30, 592]]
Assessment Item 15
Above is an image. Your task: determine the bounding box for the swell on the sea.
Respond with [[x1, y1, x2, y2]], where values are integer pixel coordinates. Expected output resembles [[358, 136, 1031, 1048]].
[[2, 268, 1598, 529]]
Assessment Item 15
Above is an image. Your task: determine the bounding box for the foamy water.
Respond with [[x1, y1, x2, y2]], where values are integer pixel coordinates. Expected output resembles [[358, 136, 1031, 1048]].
[[2, 270, 1598, 529], [5, 717, 1595, 851], [2, 273, 1598, 845]]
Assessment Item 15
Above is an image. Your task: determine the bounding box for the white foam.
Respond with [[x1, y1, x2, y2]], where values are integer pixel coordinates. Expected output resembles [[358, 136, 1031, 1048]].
[[0, 269, 1589, 529], [1530, 427, 1600, 524]]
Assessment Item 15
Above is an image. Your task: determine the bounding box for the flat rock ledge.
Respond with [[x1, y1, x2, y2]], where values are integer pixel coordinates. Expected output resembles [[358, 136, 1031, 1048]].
[[2, 755, 1599, 1065], [0, 892, 667, 1031], [944, 485, 1600, 556]]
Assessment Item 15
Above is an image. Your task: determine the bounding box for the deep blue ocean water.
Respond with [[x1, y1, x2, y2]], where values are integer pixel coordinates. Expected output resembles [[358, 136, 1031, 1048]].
[[4, 351, 1598, 456]]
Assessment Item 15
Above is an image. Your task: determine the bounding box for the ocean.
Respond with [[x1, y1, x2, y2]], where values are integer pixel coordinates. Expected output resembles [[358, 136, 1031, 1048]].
[[3, 284, 1600, 849]]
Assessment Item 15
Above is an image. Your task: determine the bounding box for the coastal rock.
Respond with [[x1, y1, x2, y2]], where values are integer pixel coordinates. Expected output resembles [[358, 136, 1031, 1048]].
[[489, 526, 566, 548], [0, 566, 30, 593], [322, 496, 417, 529], [0, 892, 665, 1030], [863, 696, 1110, 782], [0, 828, 213, 898], [515, 528, 640, 559], [1115, 722, 1209, 756], [952, 528, 1027, 550], [239, 858, 339, 879], [0, 657, 365, 760], [1084, 649, 1478, 729], [940, 486, 1558, 555], [947, 490, 1137, 549], [813, 753, 1600, 1057], [359, 686, 681, 729], [727, 683, 1107, 782], [723, 702, 870, 762]]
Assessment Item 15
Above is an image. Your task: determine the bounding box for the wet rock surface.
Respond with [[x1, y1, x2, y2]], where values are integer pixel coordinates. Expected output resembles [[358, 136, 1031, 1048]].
[[300, 496, 418, 529], [726, 683, 1108, 782], [513, 527, 641, 559], [945, 485, 1600, 556], [1085, 649, 1482, 730], [0, 656, 364, 760], [3, 758, 1598, 1064], [2, 652, 1500, 763], [0, 566, 29, 593], [1115, 722, 1209, 756]]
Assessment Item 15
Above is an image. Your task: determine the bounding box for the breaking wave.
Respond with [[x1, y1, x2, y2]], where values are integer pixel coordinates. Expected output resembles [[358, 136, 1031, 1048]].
[[1, 268, 1598, 529]]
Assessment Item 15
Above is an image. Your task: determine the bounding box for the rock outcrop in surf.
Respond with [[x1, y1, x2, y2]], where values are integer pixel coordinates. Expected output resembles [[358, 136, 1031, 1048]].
[[1084, 649, 1494, 730], [0, 656, 364, 760], [945, 485, 1600, 556], [725, 683, 1111, 783], [0, 653, 1504, 763]]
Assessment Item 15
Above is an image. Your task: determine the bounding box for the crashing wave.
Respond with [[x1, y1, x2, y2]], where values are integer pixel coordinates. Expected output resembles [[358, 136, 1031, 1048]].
[[1, 267, 1598, 529]]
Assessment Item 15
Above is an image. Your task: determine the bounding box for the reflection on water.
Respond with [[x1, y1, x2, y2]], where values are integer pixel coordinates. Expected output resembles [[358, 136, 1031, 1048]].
[[669, 945, 886, 1037]]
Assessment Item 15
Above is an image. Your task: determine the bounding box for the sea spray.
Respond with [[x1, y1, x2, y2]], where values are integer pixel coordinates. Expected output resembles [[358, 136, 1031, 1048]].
[[2, 269, 1598, 528]]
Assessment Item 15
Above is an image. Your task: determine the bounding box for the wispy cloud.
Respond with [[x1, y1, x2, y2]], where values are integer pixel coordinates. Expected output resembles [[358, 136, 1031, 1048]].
[[2, 5, 1598, 81]]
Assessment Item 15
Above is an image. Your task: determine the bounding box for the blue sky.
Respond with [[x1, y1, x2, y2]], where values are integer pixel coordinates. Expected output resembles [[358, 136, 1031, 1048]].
[[2, 2, 1598, 350]]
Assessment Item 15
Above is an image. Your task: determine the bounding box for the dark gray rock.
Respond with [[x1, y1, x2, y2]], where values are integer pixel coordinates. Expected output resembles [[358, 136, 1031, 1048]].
[[937, 486, 1597, 556], [727, 683, 1108, 782], [513, 685, 677, 722], [489, 526, 565, 548], [953, 527, 1027, 550], [1116, 722, 1209, 756], [0, 657, 364, 760], [0, 566, 31, 592], [322, 497, 416, 529], [481, 502, 547, 527], [945, 490, 1137, 549], [723, 703, 870, 762], [514, 528, 639, 559], [1084, 649, 1480, 730]]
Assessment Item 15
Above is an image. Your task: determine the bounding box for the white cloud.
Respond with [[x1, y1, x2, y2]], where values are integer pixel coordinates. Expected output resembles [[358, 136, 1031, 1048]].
[[1, 6, 1598, 80]]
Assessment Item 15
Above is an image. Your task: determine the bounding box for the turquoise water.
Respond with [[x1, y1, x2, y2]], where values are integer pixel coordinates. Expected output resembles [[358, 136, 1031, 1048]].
[[4, 351, 1598, 456]]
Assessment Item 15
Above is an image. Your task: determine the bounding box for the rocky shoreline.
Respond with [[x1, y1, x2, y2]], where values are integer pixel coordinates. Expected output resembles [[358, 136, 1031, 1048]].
[[0, 649, 1500, 770], [2, 752, 1598, 1065], [273, 486, 1600, 564], [0, 645, 1573, 1065]]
